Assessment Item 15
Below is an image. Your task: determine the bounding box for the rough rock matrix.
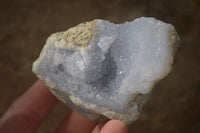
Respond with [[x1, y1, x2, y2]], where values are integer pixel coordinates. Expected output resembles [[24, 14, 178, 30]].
[[32, 17, 180, 124]]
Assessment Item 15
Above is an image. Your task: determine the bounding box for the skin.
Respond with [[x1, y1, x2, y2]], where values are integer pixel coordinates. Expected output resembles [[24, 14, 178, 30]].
[[0, 80, 128, 133]]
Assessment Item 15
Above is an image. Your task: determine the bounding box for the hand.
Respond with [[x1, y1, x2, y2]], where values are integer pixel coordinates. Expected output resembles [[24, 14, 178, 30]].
[[0, 80, 128, 133]]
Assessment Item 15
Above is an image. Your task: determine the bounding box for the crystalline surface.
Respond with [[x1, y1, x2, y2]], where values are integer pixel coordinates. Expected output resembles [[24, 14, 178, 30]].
[[32, 17, 180, 124]]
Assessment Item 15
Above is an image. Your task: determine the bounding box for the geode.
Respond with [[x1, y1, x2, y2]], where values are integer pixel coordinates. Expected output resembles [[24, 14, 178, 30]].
[[32, 17, 180, 124]]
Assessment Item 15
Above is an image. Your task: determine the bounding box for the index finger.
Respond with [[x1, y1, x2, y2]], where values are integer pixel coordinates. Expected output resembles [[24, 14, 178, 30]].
[[0, 80, 58, 133]]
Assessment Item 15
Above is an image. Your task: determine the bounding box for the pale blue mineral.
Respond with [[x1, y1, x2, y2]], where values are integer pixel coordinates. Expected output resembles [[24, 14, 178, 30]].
[[32, 17, 180, 124]]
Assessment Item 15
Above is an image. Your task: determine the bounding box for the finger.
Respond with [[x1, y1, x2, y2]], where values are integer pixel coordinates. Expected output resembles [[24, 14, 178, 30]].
[[100, 120, 128, 133], [55, 110, 97, 133], [91, 121, 106, 133], [0, 80, 58, 133]]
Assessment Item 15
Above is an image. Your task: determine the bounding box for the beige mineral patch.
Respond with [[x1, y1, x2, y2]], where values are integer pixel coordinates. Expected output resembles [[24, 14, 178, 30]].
[[55, 21, 96, 48]]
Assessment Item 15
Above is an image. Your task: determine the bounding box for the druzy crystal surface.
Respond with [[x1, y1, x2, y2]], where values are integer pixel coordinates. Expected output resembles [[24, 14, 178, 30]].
[[32, 17, 180, 124]]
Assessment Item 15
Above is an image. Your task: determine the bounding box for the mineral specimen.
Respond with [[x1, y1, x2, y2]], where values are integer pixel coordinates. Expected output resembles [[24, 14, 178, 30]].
[[32, 17, 180, 124]]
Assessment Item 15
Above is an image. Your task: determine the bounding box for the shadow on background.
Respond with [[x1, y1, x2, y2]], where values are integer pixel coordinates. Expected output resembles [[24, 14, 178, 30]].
[[0, 0, 200, 132]]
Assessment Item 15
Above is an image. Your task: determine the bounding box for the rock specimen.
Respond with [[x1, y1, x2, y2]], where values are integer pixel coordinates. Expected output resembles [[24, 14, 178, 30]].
[[32, 17, 180, 124]]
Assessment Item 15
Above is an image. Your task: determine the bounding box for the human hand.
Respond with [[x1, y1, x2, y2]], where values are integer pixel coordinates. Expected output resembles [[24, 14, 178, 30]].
[[0, 80, 128, 133]]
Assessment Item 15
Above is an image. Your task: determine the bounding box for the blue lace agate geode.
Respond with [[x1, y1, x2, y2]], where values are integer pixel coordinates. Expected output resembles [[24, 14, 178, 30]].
[[32, 17, 180, 124]]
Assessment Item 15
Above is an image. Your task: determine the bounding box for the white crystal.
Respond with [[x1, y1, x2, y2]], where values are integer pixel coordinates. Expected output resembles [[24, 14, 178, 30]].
[[32, 17, 180, 124]]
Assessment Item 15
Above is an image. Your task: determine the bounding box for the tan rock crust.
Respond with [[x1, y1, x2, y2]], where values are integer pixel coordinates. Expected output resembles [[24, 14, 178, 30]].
[[56, 21, 96, 47]]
